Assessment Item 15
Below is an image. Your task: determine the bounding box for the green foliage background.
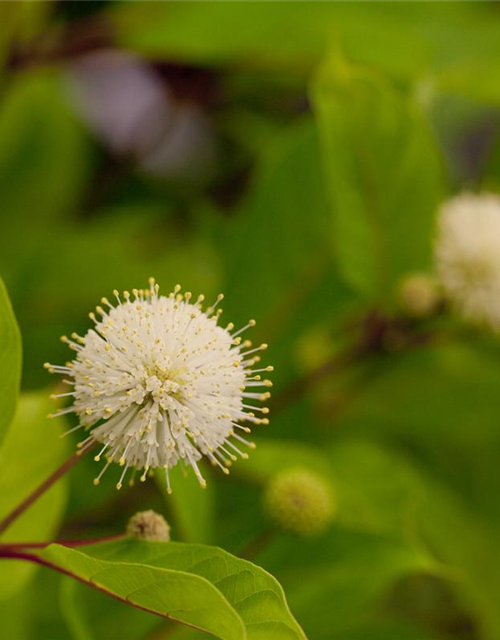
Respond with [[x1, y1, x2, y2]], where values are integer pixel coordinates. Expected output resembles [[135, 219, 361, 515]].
[[1, 2, 500, 639]]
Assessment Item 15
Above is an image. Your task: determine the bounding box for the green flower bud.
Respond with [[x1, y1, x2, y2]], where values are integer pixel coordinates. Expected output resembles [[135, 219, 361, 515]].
[[264, 467, 335, 537], [126, 510, 171, 542], [398, 273, 441, 318]]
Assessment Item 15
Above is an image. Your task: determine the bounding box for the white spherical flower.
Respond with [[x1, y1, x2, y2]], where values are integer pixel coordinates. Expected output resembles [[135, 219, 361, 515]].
[[436, 192, 500, 330], [45, 279, 272, 491]]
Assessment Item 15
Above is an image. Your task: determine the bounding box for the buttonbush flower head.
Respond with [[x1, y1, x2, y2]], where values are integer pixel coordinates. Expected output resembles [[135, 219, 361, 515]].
[[45, 279, 272, 491], [397, 273, 441, 319], [127, 510, 171, 542], [264, 467, 335, 537], [436, 192, 500, 330]]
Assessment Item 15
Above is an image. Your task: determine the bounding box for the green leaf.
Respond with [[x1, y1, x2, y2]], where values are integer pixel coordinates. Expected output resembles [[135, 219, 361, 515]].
[[236, 436, 422, 535], [109, 3, 442, 80], [232, 438, 332, 484], [240, 439, 438, 637], [114, 3, 500, 104], [326, 439, 500, 639], [0, 2, 50, 67], [261, 527, 434, 639], [116, 3, 412, 68], [336, 342, 500, 521], [312, 52, 444, 298], [222, 118, 333, 328], [60, 569, 162, 640], [39, 543, 245, 640], [0, 70, 89, 236], [218, 117, 353, 406], [60, 578, 94, 640], [329, 618, 444, 640], [0, 580, 32, 640], [0, 565, 86, 640], [0, 276, 21, 446], [416, 478, 500, 639], [38, 539, 306, 640], [0, 392, 68, 600], [330, 439, 426, 536]]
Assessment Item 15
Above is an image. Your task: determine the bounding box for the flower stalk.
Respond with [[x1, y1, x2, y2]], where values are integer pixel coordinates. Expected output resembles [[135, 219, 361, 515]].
[[0, 440, 96, 537]]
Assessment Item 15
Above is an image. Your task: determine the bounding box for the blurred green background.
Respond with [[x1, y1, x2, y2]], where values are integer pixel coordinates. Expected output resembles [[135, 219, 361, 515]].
[[2, 2, 500, 639]]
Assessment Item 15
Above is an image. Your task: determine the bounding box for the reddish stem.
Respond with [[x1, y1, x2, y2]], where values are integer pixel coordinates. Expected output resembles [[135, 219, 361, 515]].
[[0, 440, 96, 538], [0, 534, 124, 551], [269, 339, 369, 414], [0, 547, 209, 634], [269, 310, 409, 415]]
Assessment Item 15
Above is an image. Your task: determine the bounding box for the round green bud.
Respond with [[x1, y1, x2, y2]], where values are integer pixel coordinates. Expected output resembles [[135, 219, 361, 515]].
[[126, 510, 171, 542], [264, 467, 335, 537], [397, 273, 441, 318]]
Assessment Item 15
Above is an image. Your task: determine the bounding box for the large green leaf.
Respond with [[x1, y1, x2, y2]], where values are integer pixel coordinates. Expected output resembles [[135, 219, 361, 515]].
[[260, 526, 434, 639], [0, 70, 91, 336], [0, 580, 32, 640], [234, 437, 492, 637], [218, 437, 439, 637], [328, 618, 444, 640], [221, 118, 333, 327], [327, 439, 500, 639], [218, 117, 353, 410], [417, 478, 500, 640], [330, 439, 426, 536], [0, 567, 89, 640], [37, 540, 306, 640], [60, 578, 93, 640], [232, 438, 332, 484], [60, 569, 163, 640], [0, 276, 21, 446], [114, 3, 500, 97], [165, 617, 443, 640], [0, 2, 50, 67], [113, 2, 426, 75], [335, 342, 500, 522], [114, 3, 500, 103], [0, 393, 68, 600], [312, 53, 443, 298], [39, 544, 244, 640], [0, 70, 89, 237]]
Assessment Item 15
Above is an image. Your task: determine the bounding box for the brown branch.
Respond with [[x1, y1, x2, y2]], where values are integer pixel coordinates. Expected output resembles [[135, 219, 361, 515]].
[[6, 16, 115, 72], [269, 342, 367, 415], [269, 310, 440, 416], [239, 529, 275, 562], [270, 310, 388, 415], [0, 440, 96, 538], [0, 533, 123, 551]]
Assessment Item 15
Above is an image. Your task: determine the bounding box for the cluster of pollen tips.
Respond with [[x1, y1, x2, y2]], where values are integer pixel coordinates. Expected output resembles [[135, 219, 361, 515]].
[[45, 279, 272, 492]]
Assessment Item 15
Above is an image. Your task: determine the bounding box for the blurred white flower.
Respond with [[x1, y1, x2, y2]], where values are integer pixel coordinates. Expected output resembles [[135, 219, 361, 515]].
[[65, 50, 216, 180], [436, 192, 500, 329], [67, 50, 170, 157], [46, 279, 271, 490]]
